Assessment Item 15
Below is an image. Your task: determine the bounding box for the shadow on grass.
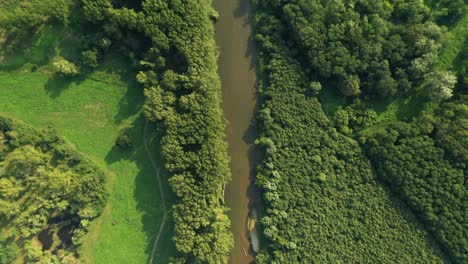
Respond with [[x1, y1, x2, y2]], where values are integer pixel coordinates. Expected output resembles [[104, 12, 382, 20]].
[[396, 95, 428, 122], [104, 115, 177, 263], [90, 52, 144, 125], [113, 79, 144, 125], [44, 73, 90, 98]]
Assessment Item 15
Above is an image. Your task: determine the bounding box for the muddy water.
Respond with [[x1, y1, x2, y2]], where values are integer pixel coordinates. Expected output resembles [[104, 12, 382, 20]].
[[213, 0, 260, 263]]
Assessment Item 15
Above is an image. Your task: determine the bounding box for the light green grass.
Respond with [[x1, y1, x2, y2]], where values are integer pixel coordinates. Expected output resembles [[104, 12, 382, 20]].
[[0, 54, 175, 264], [0, 0, 177, 261]]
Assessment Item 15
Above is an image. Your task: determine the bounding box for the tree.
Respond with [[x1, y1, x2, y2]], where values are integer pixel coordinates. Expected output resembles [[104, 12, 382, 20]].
[[308, 81, 322, 95], [340, 75, 361, 96], [0, 117, 106, 262], [136, 71, 148, 85], [116, 131, 132, 149], [376, 71, 398, 97], [81, 49, 99, 68], [53, 57, 79, 77], [426, 71, 457, 100]]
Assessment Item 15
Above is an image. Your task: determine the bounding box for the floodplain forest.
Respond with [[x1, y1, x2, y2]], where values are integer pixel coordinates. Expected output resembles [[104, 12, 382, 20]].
[[252, 0, 466, 263], [0, 0, 467, 263]]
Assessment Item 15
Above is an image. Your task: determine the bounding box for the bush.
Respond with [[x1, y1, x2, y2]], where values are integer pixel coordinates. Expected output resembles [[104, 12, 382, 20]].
[[81, 49, 99, 68], [0, 116, 106, 263], [116, 132, 132, 148], [53, 57, 79, 77]]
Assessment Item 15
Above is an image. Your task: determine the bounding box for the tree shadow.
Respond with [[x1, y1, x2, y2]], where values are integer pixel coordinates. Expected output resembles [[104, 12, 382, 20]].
[[113, 85, 144, 125], [234, 0, 251, 18], [234, 0, 258, 70], [234, 0, 264, 259], [243, 83, 266, 261], [396, 95, 428, 122], [44, 51, 144, 126], [44, 73, 89, 98], [95, 52, 144, 125], [104, 115, 176, 263]]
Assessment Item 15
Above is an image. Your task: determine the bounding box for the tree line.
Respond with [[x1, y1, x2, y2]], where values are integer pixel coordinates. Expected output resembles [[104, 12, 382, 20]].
[[1, 0, 234, 262], [80, 0, 233, 262]]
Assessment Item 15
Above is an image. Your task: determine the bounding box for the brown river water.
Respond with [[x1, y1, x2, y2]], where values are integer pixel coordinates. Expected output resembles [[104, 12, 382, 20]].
[[213, 0, 261, 263]]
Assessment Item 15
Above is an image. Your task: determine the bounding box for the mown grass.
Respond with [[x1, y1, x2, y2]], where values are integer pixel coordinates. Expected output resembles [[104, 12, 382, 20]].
[[0, 19, 175, 264]]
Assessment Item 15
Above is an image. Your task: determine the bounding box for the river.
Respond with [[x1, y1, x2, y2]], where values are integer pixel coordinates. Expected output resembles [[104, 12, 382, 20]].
[[214, 0, 260, 263]]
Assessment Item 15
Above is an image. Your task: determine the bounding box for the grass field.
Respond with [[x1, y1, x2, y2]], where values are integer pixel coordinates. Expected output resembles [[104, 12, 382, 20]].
[[0, 23, 176, 264]]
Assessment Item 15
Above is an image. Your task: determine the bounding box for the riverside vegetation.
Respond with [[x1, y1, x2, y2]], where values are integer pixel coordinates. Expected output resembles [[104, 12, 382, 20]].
[[1, 0, 232, 263], [80, 0, 233, 262], [0, 0, 466, 263], [0, 0, 175, 263]]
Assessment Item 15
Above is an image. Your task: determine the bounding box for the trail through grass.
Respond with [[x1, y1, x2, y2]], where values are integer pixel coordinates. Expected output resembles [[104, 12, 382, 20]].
[[0, 55, 176, 264], [0, 1, 177, 261]]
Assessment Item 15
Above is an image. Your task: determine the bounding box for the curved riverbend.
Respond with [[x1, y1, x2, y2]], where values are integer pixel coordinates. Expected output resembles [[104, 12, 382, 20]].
[[214, 0, 261, 263]]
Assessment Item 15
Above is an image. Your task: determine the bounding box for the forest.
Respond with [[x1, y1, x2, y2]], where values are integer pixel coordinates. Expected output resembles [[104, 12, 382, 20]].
[[0, 0, 466, 263], [252, 0, 466, 263]]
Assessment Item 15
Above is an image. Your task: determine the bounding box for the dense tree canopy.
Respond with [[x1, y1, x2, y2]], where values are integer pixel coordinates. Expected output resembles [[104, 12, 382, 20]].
[[362, 122, 466, 261], [1, 0, 466, 263], [256, 0, 452, 99], [81, 0, 233, 262], [0, 116, 106, 263], [253, 0, 467, 262]]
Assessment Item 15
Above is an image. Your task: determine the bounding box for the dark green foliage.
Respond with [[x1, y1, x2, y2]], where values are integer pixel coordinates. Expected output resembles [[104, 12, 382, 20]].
[[433, 98, 468, 166], [115, 131, 133, 149], [429, 0, 467, 25], [260, 0, 448, 99], [115, 125, 134, 150], [252, 0, 467, 262], [251, 2, 447, 262], [81, 0, 233, 262], [363, 122, 467, 262], [0, 116, 106, 262], [81, 49, 99, 68]]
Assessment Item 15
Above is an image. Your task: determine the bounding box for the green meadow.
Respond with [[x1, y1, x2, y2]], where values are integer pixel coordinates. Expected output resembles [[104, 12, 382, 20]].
[[0, 18, 175, 264]]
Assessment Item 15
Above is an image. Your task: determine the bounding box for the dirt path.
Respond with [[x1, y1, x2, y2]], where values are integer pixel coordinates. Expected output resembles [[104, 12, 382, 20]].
[[144, 120, 168, 264]]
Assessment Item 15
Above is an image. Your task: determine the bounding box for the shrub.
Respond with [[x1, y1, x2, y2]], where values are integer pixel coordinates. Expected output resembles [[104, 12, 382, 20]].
[[53, 57, 79, 77], [116, 132, 132, 149], [81, 49, 99, 68]]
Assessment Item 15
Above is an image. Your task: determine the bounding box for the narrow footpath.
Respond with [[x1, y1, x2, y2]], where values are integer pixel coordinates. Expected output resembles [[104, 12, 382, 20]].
[[144, 120, 168, 264]]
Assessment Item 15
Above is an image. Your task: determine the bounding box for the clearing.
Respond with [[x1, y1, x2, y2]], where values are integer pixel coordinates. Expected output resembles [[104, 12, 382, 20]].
[[0, 12, 175, 264]]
